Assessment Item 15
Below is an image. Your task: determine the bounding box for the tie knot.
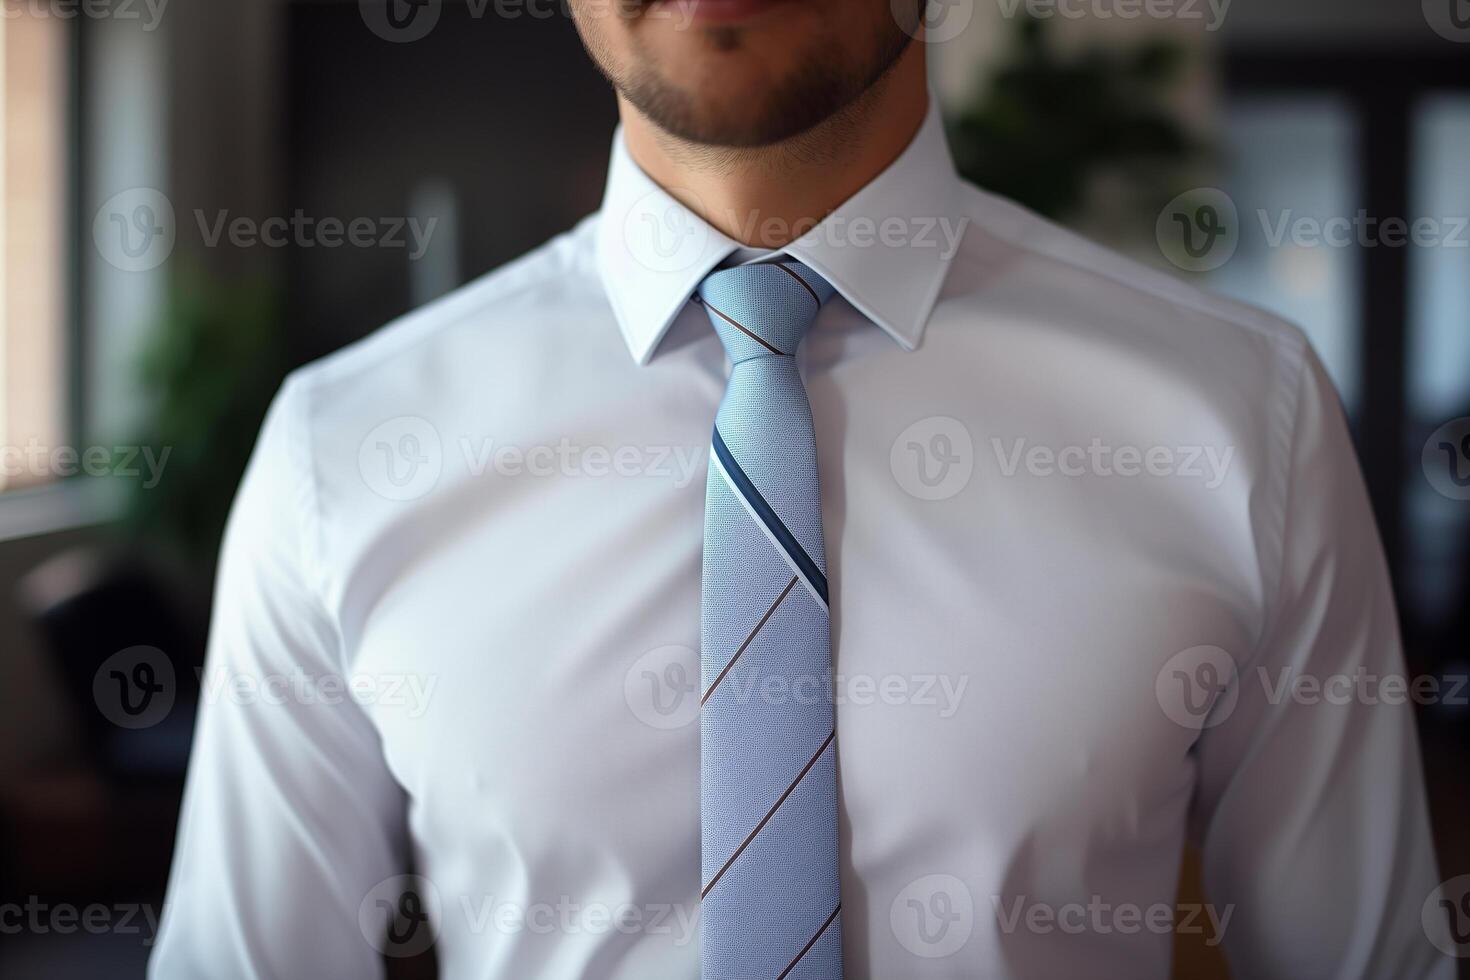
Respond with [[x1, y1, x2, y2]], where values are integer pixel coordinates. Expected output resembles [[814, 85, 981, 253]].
[[696, 259, 835, 362]]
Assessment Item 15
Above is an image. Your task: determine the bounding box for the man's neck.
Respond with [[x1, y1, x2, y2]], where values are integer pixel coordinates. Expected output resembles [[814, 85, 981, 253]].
[[619, 45, 929, 250]]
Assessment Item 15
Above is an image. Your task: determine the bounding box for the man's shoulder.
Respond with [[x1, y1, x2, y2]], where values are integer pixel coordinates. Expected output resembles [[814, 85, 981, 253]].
[[947, 181, 1311, 373], [291, 213, 601, 397]]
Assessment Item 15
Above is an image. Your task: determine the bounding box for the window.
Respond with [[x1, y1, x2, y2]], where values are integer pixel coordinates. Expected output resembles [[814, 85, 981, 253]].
[[1405, 93, 1470, 636], [1208, 98, 1362, 413], [0, 11, 70, 493]]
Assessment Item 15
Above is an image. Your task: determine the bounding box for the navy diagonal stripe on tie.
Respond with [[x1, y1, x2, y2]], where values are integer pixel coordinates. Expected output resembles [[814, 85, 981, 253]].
[[711, 426, 829, 606]]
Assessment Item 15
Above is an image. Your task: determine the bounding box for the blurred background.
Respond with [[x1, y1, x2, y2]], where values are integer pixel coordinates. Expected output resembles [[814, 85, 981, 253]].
[[0, 0, 1466, 976]]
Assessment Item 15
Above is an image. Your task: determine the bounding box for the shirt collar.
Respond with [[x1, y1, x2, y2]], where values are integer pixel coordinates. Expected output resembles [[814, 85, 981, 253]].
[[595, 95, 964, 365]]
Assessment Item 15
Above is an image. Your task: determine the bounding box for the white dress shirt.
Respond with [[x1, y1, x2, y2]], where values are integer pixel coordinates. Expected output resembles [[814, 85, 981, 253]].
[[151, 99, 1452, 979]]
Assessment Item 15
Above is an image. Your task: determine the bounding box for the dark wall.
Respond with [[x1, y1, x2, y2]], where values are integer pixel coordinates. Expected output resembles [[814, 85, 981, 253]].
[[286, 2, 618, 361]]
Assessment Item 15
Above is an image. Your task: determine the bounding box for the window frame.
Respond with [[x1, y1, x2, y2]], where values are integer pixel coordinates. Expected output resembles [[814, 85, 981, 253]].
[[1223, 46, 1470, 589]]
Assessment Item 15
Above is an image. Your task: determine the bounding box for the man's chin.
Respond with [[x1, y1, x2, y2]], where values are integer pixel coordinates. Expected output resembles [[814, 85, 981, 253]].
[[619, 49, 866, 148], [608, 0, 912, 148], [622, 83, 832, 148]]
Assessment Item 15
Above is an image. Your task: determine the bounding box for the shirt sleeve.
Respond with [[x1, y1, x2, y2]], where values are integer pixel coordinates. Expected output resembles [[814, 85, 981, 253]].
[[150, 375, 408, 979], [1190, 345, 1452, 979]]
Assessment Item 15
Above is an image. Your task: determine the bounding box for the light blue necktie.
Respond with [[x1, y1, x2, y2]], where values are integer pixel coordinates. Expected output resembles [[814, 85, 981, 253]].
[[697, 258, 843, 980]]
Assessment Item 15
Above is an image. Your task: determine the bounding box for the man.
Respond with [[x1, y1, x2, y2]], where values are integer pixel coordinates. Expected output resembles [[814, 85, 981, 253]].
[[152, 1, 1452, 977]]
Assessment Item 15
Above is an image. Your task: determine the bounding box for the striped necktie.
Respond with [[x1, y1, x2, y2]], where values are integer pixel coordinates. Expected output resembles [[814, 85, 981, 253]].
[[697, 258, 843, 980]]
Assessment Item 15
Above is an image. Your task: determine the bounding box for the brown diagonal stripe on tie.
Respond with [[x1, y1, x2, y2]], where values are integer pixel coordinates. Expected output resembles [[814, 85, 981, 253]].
[[701, 300, 787, 356], [702, 576, 799, 706], [701, 729, 837, 899], [775, 262, 821, 309], [776, 903, 842, 980]]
